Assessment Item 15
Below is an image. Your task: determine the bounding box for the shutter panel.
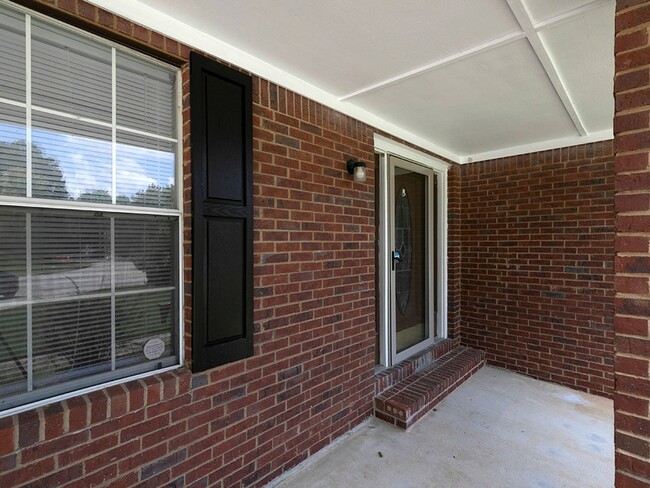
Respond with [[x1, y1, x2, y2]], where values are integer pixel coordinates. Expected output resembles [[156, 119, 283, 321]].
[[190, 52, 253, 372]]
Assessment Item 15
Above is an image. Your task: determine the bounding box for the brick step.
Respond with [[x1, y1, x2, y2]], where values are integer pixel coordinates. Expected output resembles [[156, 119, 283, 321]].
[[374, 346, 485, 430]]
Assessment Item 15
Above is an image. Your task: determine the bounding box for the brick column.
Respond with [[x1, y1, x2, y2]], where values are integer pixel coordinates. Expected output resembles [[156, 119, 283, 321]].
[[614, 1, 650, 486]]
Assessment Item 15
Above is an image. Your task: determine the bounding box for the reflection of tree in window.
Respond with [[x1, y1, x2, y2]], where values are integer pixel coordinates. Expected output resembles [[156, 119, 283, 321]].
[[0, 140, 69, 199]]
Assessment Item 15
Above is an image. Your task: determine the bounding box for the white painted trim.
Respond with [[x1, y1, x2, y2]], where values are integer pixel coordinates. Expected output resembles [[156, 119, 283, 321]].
[[340, 31, 526, 101], [111, 47, 117, 205], [0, 195, 182, 216], [110, 216, 116, 370], [25, 212, 32, 392], [25, 14, 32, 199], [389, 157, 436, 365], [374, 135, 448, 367], [375, 135, 451, 172], [377, 153, 390, 367], [462, 128, 613, 163], [83, 0, 460, 163], [533, 0, 612, 32], [506, 0, 587, 137], [174, 67, 184, 368]]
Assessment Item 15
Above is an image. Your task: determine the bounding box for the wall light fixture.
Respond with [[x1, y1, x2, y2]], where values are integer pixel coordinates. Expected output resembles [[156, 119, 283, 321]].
[[346, 159, 367, 183]]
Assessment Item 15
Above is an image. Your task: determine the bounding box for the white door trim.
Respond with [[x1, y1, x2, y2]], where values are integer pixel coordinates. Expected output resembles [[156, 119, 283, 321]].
[[374, 134, 450, 367]]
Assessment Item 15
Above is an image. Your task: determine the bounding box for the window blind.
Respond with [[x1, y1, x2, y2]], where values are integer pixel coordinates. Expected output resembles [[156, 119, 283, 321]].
[[0, 3, 180, 413]]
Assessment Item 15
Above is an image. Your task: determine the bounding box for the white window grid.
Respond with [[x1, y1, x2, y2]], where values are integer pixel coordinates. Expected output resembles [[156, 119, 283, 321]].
[[0, 2, 184, 415]]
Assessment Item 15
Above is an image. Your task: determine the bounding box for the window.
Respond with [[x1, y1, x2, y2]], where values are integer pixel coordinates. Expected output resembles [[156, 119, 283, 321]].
[[0, 4, 181, 413]]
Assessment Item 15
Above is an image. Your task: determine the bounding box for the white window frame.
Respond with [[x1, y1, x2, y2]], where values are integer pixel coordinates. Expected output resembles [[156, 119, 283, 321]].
[[374, 134, 449, 367], [0, 0, 184, 418]]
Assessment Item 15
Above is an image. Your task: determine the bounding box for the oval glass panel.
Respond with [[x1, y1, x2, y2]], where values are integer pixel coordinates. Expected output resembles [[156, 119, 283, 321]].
[[395, 186, 412, 315]]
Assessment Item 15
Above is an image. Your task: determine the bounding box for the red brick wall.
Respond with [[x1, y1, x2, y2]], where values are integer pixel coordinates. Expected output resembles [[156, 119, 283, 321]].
[[460, 142, 616, 397], [448, 164, 463, 340], [1, 1, 377, 487], [614, 1, 650, 485]]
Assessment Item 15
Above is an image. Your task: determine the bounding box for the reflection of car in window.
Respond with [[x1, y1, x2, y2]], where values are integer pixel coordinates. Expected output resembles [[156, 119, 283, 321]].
[[0, 260, 147, 303]]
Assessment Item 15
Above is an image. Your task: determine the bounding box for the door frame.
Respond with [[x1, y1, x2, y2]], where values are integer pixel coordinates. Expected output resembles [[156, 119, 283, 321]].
[[375, 134, 450, 367]]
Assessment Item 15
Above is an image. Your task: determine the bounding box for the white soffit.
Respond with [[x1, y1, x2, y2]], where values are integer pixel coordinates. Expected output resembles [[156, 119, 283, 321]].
[[87, 0, 615, 164], [352, 40, 579, 156], [538, 2, 615, 133]]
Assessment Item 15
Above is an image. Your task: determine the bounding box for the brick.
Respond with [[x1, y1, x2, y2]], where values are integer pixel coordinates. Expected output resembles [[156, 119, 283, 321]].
[[617, 5, 650, 32], [616, 29, 649, 53], [618, 0, 650, 10], [616, 171, 650, 191], [617, 47, 650, 73], [141, 448, 188, 480], [616, 131, 650, 153], [615, 275, 650, 294], [617, 68, 650, 95], [615, 471, 650, 488], [612, 5, 650, 481], [616, 235, 649, 253], [459, 142, 615, 398], [615, 111, 650, 133], [18, 410, 41, 448], [43, 403, 65, 440], [616, 152, 649, 172], [617, 451, 650, 480], [0, 417, 15, 456], [615, 392, 649, 416], [77, 2, 96, 22]]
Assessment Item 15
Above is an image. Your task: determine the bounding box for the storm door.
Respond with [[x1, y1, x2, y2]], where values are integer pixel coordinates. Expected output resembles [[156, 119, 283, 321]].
[[389, 156, 436, 364]]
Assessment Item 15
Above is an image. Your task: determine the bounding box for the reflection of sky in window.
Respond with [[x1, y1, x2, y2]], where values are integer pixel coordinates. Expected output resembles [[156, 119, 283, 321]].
[[0, 120, 174, 201]]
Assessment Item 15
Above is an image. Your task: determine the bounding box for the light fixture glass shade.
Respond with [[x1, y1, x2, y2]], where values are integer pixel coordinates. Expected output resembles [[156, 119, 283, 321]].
[[354, 164, 367, 183]]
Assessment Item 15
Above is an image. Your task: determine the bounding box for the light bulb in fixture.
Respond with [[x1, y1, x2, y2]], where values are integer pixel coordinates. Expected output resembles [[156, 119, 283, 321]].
[[346, 159, 367, 183]]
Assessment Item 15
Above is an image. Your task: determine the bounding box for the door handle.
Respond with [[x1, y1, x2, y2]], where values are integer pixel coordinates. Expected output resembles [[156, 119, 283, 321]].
[[392, 250, 402, 271]]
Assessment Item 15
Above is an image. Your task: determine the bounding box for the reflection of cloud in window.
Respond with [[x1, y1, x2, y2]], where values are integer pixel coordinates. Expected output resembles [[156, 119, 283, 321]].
[[0, 122, 174, 200], [118, 164, 157, 190], [0, 123, 24, 142], [116, 141, 174, 200], [67, 152, 108, 199]]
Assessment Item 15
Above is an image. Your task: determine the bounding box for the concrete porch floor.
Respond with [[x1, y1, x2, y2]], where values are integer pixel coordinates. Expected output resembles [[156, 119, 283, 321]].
[[271, 366, 614, 488]]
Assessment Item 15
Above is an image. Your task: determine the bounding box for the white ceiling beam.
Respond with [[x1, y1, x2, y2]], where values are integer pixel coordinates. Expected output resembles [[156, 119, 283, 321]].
[[506, 0, 588, 136], [533, 0, 611, 32], [338, 31, 526, 101]]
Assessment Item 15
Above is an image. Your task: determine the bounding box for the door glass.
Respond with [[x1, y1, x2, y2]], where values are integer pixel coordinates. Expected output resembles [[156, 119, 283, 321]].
[[394, 166, 428, 353]]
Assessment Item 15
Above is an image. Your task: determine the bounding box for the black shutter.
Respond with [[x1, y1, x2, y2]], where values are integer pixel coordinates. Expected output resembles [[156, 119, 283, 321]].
[[190, 52, 253, 372]]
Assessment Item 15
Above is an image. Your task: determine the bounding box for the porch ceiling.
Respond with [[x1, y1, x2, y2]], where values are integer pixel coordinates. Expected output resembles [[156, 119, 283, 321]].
[[88, 0, 615, 163]]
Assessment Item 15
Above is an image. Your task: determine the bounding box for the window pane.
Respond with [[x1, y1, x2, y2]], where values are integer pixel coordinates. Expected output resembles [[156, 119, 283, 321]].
[[32, 112, 112, 202], [32, 211, 111, 300], [116, 132, 175, 208], [116, 290, 175, 364], [0, 104, 26, 197], [0, 7, 25, 103], [0, 209, 26, 400], [32, 19, 112, 122], [117, 52, 175, 138], [0, 307, 27, 399], [115, 215, 175, 289], [33, 297, 112, 388]]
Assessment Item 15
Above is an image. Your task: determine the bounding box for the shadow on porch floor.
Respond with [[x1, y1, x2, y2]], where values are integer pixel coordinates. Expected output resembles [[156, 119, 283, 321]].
[[270, 366, 614, 488]]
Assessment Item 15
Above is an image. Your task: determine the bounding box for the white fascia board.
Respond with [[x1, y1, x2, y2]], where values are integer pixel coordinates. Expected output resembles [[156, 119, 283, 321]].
[[374, 134, 451, 172], [86, 0, 461, 164], [461, 129, 613, 164]]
